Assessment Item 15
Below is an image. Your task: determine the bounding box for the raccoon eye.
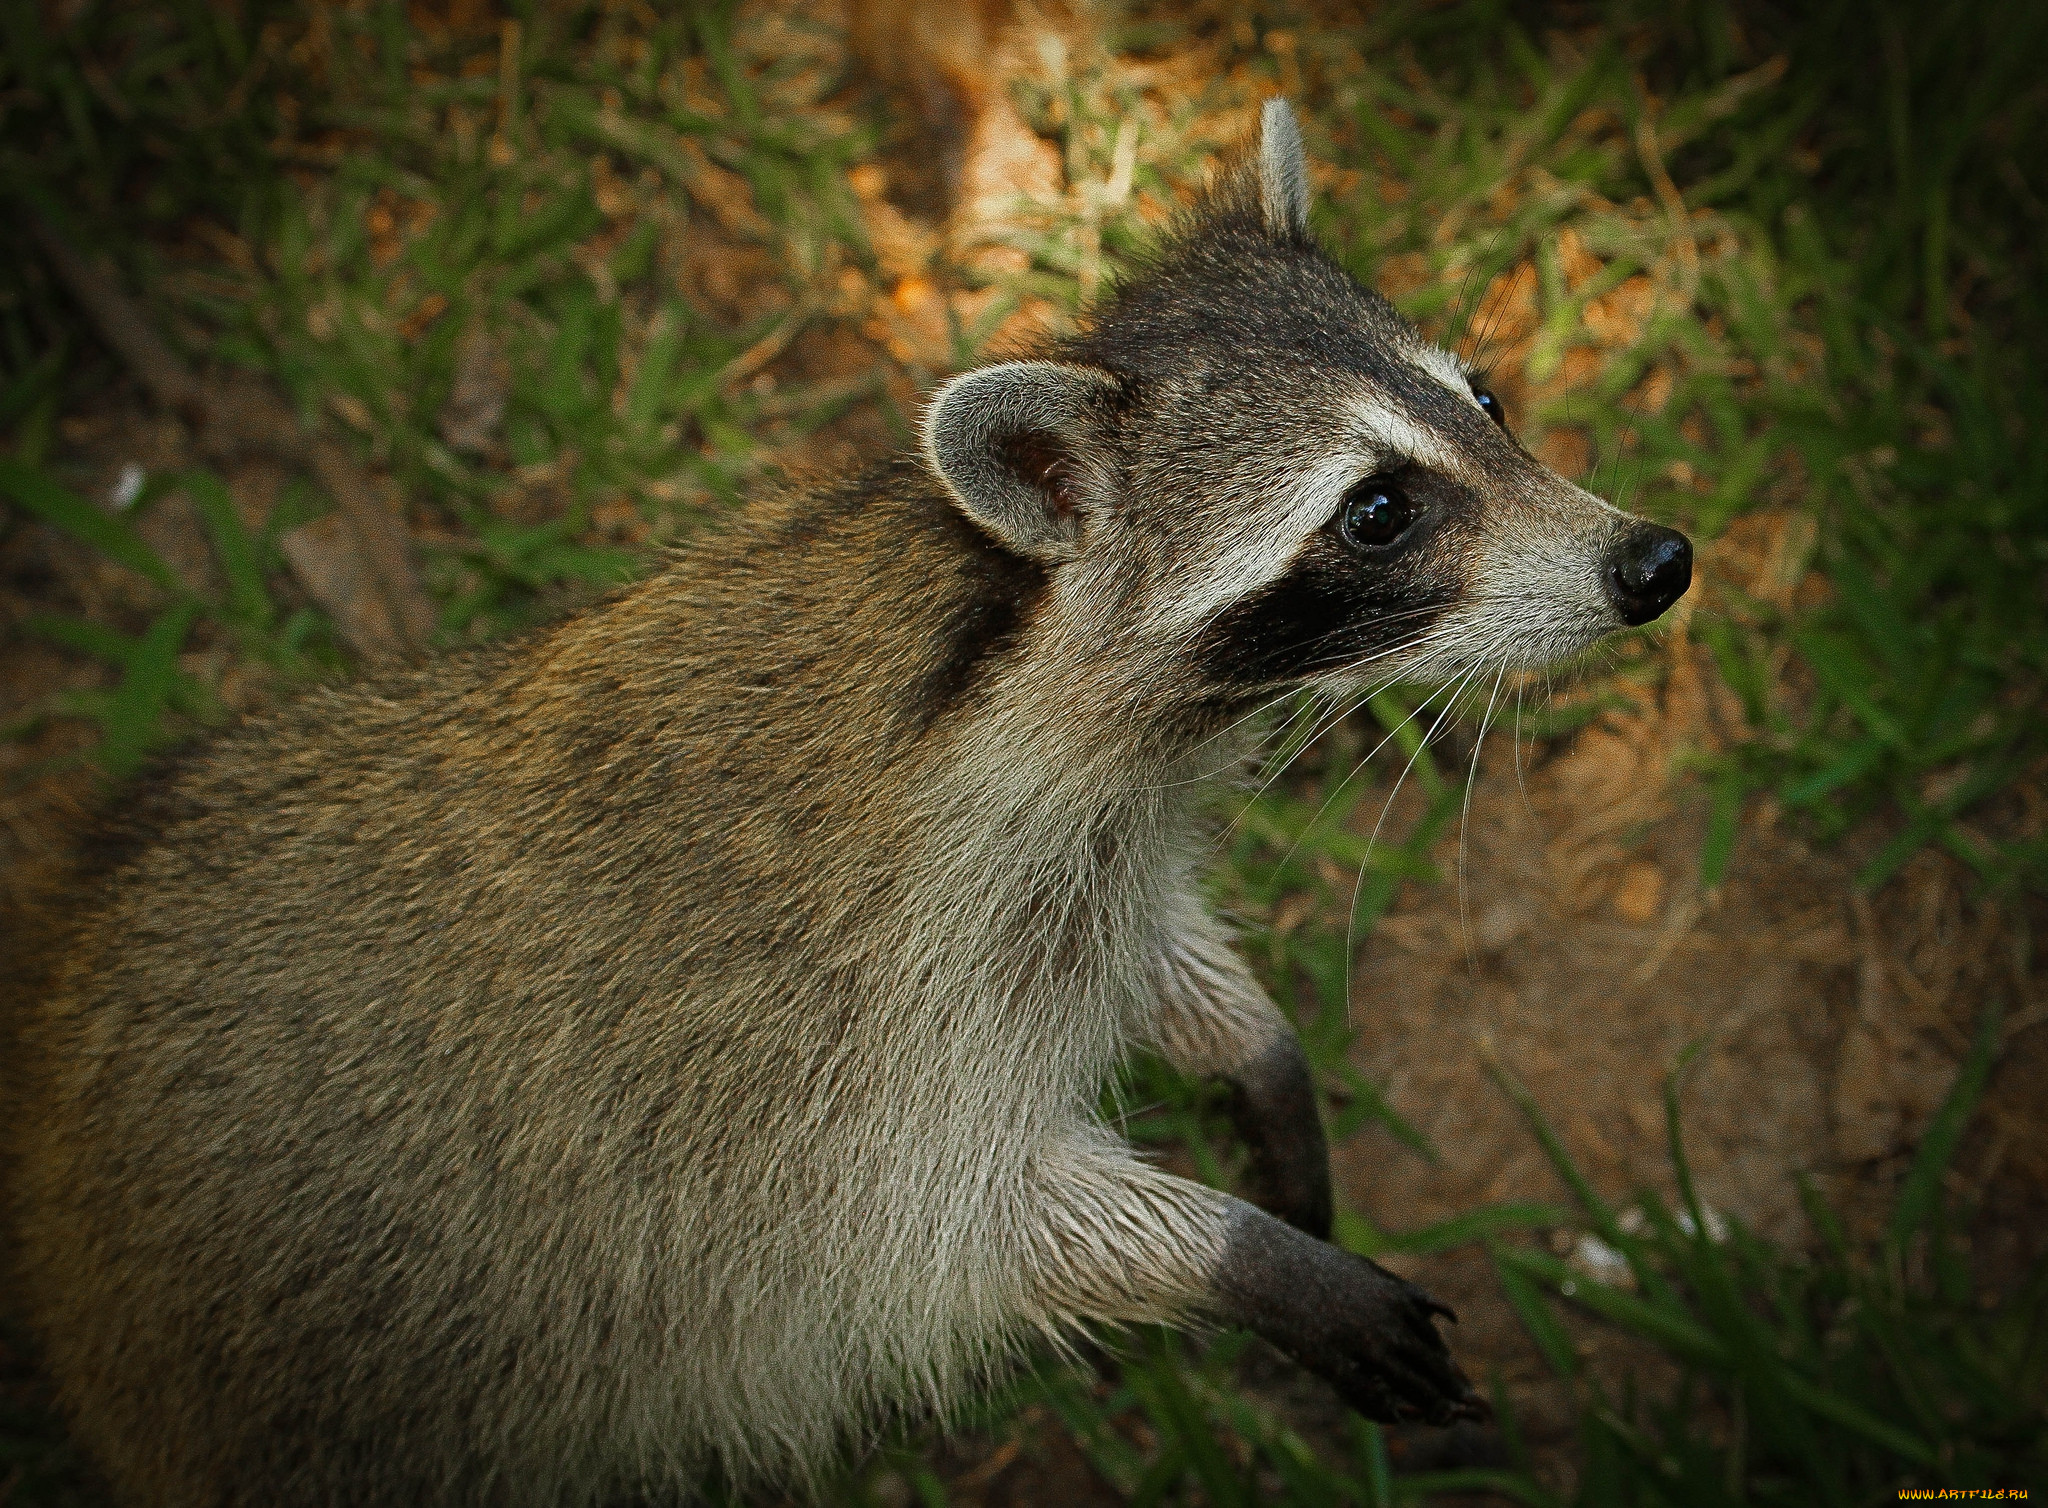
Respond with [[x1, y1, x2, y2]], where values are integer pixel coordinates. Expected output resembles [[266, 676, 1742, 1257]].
[[1472, 385, 1507, 429], [1336, 476, 1416, 552]]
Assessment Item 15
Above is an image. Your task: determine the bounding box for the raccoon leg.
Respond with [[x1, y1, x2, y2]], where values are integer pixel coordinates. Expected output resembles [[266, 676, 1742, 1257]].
[[1027, 1133, 1485, 1426], [1145, 923, 1332, 1238]]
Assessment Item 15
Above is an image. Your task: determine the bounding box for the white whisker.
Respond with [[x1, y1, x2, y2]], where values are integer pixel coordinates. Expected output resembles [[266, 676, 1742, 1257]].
[[1456, 662, 1510, 971]]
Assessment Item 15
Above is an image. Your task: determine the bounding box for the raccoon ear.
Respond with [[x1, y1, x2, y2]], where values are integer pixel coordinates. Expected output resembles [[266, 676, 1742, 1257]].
[[1258, 98, 1310, 241], [922, 361, 1120, 560]]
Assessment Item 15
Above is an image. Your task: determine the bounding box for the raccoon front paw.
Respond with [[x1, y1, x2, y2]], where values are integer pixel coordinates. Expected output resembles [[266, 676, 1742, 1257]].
[[1214, 1206, 1489, 1429], [1314, 1260, 1490, 1427]]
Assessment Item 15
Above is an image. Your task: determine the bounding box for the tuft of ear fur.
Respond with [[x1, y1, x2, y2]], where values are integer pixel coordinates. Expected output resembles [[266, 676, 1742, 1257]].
[[922, 361, 1121, 560], [1257, 98, 1310, 241]]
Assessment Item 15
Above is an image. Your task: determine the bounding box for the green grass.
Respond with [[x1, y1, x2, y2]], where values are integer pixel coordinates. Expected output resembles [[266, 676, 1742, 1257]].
[[3, 1, 882, 669], [929, 1038, 2048, 1508], [1477, 1002, 2046, 1502], [2, 2, 2043, 1503], [1315, 2, 2048, 895], [0, 457, 335, 775]]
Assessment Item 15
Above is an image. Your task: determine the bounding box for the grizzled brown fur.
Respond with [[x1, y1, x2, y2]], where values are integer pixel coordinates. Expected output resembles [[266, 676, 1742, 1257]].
[[2, 102, 1686, 1506]]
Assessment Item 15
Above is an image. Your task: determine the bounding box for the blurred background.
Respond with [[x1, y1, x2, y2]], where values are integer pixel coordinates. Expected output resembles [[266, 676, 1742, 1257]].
[[1, 1, 2043, 1502]]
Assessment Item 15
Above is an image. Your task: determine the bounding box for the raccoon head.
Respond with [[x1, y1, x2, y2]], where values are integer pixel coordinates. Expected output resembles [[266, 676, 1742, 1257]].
[[921, 100, 1690, 723]]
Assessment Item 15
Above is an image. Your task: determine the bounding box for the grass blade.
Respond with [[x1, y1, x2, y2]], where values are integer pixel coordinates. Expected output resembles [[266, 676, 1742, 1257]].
[[97, 601, 200, 778], [183, 469, 275, 631], [1491, 1244, 1581, 1378], [0, 457, 181, 593], [1889, 996, 2002, 1251]]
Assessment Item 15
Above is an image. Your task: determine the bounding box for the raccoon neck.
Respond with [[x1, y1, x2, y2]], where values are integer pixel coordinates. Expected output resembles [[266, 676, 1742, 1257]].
[[514, 458, 1238, 974]]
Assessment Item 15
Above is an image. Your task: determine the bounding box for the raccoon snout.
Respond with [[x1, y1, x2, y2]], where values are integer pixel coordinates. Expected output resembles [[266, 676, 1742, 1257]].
[[1602, 523, 1692, 627]]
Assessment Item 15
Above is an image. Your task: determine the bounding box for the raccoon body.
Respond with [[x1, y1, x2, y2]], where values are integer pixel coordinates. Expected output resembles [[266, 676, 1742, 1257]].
[[3, 103, 1689, 1505]]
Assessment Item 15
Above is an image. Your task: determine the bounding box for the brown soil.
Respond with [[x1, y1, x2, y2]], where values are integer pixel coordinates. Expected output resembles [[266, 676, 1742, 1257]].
[[1342, 702, 2048, 1477]]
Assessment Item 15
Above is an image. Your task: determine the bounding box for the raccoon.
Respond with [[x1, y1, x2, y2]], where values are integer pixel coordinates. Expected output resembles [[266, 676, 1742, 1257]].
[[2, 101, 1690, 1505]]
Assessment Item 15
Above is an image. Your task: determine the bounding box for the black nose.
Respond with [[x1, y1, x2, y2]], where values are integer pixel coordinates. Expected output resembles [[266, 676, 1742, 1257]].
[[1603, 524, 1692, 627]]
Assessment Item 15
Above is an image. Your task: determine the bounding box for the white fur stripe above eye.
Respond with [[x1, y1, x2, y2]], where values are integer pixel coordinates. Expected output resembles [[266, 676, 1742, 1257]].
[[1409, 344, 1480, 406], [1154, 451, 1360, 632], [1151, 394, 1469, 634], [1347, 395, 1466, 476]]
